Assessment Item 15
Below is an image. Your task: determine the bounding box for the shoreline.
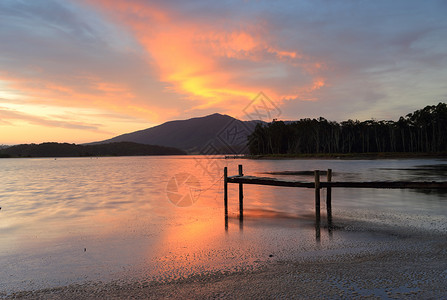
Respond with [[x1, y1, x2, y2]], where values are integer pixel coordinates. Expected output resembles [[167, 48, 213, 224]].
[[5, 226, 447, 299], [2, 152, 447, 160], [239, 152, 447, 160]]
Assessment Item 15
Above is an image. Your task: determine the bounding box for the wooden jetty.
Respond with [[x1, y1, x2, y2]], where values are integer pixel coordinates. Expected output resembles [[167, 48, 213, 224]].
[[224, 165, 447, 224]]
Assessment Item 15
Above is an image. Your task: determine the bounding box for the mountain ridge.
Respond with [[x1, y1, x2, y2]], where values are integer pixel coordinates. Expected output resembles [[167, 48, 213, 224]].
[[92, 113, 264, 154]]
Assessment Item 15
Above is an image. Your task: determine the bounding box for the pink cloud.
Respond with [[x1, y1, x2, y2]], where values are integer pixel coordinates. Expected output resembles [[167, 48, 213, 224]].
[[87, 0, 327, 117], [0, 107, 108, 132]]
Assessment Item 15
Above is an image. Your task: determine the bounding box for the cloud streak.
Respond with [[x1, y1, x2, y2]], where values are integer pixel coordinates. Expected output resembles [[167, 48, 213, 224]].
[[0, 107, 106, 132]]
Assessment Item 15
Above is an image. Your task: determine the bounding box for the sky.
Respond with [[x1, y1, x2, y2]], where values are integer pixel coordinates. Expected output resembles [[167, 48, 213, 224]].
[[1, 0, 446, 144]]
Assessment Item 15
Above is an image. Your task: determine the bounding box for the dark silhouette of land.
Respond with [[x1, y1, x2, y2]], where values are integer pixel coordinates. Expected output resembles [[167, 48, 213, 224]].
[[3, 103, 447, 158], [0, 142, 186, 158], [248, 103, 447, 155], [92, 113, 263, 154]]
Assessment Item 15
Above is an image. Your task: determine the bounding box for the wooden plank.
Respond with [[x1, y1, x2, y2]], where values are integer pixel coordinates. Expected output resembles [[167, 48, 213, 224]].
[[263, 170, 328, 176], [320, 181, 447, 189], [227, 176, 314, 188], [227, 175, 447, 189]]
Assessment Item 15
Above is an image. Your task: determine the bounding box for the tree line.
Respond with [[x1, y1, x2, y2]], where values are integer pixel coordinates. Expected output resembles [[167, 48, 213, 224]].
[[0, 142, 186, 158], [247, 103, 447, 155]]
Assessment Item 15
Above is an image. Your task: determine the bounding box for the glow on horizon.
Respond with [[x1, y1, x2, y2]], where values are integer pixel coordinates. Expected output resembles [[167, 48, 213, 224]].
[[0, 102, 153, 145], [1, 0, 446, 144]]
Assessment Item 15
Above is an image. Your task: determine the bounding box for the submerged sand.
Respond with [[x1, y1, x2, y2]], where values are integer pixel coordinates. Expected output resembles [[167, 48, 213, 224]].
[[5, 229, 447, 299]]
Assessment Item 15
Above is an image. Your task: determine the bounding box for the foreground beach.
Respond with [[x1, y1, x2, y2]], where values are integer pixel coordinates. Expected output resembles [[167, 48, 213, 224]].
[[5, 222, 447, 299]]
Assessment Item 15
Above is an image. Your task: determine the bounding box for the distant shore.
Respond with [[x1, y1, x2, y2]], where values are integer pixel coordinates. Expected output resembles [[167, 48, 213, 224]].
[[0, 142, 186, 158], [239, 152, 447, 160], [3, 151, 447, 160]]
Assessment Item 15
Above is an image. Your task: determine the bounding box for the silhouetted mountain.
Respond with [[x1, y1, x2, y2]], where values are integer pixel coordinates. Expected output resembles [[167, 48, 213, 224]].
[[92, 113, 264, 154], [0, 142, 186, 158]]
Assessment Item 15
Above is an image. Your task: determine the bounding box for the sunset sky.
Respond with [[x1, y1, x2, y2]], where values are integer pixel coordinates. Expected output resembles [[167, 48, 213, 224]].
[[1, 0, 446, 144]]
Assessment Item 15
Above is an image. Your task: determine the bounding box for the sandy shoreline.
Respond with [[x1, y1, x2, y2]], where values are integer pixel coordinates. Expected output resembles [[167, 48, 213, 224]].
[[4, 229, 447, 300]]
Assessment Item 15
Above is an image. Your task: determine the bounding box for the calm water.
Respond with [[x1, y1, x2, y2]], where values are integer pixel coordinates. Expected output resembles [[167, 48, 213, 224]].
[[1, 156, 447, 293]]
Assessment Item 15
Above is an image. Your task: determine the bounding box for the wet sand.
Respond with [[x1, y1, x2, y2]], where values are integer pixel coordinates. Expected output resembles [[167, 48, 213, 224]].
[[5, 229, 447, 299]]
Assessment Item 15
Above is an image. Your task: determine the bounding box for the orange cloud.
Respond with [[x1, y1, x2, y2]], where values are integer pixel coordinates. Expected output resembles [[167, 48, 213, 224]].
[[0, 107, 105, 132], [0, 72, 176, 122], [88, 0, 326, 117]]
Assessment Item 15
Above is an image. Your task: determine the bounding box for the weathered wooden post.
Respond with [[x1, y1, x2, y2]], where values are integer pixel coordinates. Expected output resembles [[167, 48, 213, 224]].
[[224, 167, 228, 216], [238, 165, 244, 220], [327, 169, 333, 234], [326, 169, 332, 236], [314, 170, 320, 224]]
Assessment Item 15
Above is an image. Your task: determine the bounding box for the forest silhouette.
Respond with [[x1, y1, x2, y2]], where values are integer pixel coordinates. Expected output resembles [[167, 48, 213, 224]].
[[248, 103, 447, 155]]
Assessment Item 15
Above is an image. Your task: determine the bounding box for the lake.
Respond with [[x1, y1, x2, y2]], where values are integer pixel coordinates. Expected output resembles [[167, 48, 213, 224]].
[[1, 156, 447, 294]]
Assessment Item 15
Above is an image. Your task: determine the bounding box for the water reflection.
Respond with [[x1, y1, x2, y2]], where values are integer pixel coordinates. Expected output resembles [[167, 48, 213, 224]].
[[224, 202, 334, 243], [1, 157, 446, 293], [376, 163, 447, 197]]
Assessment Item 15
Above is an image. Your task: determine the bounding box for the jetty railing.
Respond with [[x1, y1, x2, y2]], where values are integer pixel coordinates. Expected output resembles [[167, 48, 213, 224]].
[[224, 165, 447, 224]]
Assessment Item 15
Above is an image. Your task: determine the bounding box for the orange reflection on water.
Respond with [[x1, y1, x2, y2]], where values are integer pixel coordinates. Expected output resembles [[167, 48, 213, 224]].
[[151, 206, 225, 271]]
